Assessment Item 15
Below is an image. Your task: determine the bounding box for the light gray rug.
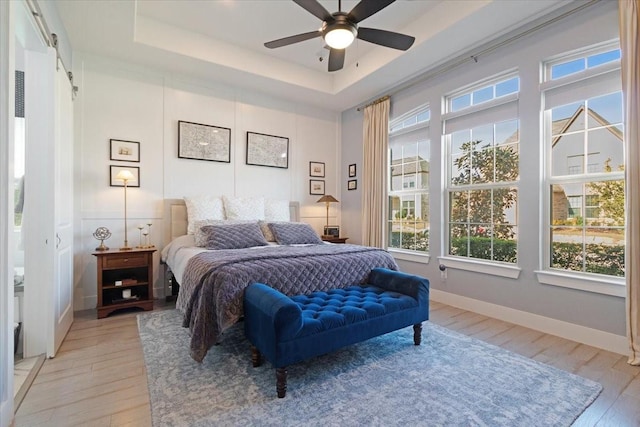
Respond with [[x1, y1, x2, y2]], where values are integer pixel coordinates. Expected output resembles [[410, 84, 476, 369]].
[[138, 310, 601, 427]]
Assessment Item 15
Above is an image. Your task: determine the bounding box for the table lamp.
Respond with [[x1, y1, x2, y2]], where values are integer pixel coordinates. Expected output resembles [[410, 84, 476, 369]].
[[116, 170, 136, 250], [317, 195, 339, 236]]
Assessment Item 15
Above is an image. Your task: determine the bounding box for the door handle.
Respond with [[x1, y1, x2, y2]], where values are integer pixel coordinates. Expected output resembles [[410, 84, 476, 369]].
[[56, 233, 61, 248]]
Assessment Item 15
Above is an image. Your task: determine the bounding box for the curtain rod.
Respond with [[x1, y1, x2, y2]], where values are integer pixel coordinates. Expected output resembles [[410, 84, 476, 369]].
[[354, 0, 601, 112], [358, 95, 390, 111], [26, 0, 77, 97]]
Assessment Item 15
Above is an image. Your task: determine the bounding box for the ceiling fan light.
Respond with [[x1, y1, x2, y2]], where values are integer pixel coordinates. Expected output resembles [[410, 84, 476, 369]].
[[324, 27, 356, 49]]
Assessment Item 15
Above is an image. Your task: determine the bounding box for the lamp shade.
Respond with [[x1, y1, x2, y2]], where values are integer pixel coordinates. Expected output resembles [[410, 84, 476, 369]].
[[317, 195, 339, 204], [115, 170, 135, 182]]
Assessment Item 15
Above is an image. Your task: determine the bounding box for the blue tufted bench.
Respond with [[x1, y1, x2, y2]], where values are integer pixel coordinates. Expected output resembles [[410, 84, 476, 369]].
[[244, 267, 430, 398]]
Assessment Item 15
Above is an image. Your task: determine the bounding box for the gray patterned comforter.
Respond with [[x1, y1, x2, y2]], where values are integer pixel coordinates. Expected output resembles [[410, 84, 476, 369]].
[[176, 244, 398, 362]]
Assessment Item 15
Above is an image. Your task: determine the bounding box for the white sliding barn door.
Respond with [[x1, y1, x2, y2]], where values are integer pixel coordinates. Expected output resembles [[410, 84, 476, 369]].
[[24, 49, 73, 358], [49, 60, 74, 356]]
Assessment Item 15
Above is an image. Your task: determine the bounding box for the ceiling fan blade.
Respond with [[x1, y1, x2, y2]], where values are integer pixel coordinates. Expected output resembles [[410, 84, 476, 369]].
[[264, 30, 321, 49], [293, 0, 333, 22], [348, 0, 396, 24], [357, 27, 415, 50], [328, 48, 345, 72]]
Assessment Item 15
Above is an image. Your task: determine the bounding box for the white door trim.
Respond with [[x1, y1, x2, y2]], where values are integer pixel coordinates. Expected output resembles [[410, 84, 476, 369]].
[[0, 0, 15, 424]]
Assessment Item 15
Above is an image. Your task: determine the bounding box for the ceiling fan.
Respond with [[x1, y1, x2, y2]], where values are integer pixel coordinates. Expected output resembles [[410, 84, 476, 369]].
[[264, 0, 415, 72]]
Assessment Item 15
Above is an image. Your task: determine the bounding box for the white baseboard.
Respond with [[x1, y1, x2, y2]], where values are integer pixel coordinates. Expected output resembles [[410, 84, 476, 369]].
[[79, 295, 97, 311], [430, 289, 629, 356]]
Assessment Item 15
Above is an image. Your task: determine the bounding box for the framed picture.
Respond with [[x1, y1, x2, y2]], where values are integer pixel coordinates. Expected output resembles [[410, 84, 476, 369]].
[[110, 165, 140, 187], [309, 161, 325, 177], [110, 139, 140, 162], [348, 163, 356, 177], [309, 179, 325, 195], [178, 120, 231, 163], [324, 225, 340, 237], [246, 131, 289, 169], [348, 179, 357, 191]]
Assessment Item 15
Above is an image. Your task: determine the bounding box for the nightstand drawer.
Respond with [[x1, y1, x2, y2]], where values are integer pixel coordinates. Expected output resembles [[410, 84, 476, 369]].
[[103, 253, 147, 269]]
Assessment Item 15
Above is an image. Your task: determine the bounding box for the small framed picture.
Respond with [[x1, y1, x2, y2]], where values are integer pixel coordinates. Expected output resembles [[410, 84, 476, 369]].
[[310, 179, 325, 195], [348, 163, 356, 177], [324, 225, 340, 237], [110, 165, 140, 187], [348, 179, 357, 191], [110, 139, 140, 162], [309, 161, 325, 177]]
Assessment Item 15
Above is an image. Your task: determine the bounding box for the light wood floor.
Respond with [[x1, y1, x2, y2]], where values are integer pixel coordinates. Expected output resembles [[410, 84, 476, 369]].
[[14, 301, 640, 426]]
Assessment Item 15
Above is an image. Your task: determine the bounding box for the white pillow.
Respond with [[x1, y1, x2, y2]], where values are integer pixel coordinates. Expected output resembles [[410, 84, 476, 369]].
[[223, 196, 265, 221], [265, 199, 290, 222], [184, 195, 225, 235]]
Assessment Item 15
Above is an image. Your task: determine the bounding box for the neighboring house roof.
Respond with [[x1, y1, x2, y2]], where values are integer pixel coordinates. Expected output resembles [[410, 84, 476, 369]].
[[552, 106, 623, 146], [390, 157, 429, 176]]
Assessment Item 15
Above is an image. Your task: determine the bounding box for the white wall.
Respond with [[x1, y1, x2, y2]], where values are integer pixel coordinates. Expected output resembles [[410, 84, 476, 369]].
[[341, 2, 626, 341], [73, 55, 340, 310]]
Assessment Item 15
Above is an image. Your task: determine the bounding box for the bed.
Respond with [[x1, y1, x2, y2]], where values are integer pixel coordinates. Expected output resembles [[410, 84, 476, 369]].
[[161, 198, 399, 362]]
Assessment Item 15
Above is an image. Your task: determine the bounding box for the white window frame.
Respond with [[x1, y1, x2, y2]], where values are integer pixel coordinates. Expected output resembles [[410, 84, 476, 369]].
[[543, 40, 621, 82], [537, 42, 625, 297], [442, 71, 522, 278], [388, 106, 430, 263]]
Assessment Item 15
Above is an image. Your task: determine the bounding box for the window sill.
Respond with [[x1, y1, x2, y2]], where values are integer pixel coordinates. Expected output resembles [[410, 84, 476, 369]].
[[388, 248, 430, 264], [437, 256, 521, 279], [535, 270, 625, 298]]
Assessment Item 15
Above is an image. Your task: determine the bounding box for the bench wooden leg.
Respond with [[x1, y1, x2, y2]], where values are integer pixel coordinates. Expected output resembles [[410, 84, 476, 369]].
[[413, 323, 422, 345], [276, 367, 287, 398], [251, 346, 262, 367]]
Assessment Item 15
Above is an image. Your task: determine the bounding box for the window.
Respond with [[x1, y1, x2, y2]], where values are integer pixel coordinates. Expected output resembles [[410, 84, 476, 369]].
[[449, 76, 519, 113], [390, 109, 430, 133], [388, 107, 430, 254], [544, 43, 624, 278], [444, 73, 520, 264], [14, 70, 25, 228], [546, 47, 621, 81]]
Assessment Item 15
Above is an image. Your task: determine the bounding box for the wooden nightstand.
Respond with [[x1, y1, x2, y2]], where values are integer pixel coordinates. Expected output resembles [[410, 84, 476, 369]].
[[321, 236, 348, 244], [93, 248, 156, 319]]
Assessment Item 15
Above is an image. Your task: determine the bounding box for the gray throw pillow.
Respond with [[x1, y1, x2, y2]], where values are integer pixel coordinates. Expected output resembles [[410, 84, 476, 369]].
[[194, 219, 254, 247], [268, 222, 323, 245], [201, 222, 268, 250]]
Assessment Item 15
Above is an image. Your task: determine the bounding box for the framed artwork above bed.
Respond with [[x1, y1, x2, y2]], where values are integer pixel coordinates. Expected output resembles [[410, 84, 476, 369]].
[[246, 131, 289, 169], [178, 120, 231, 163]]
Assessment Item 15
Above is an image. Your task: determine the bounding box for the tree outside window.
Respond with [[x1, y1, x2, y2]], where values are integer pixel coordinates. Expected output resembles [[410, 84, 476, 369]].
[[447, 120, 519, 263]]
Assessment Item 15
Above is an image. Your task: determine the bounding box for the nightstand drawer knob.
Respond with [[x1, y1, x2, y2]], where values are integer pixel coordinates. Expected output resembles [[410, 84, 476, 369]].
[[123, 259, 128, 262]]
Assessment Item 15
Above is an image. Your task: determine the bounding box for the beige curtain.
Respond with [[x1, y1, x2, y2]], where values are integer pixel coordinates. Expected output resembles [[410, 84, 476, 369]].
[[620, 0, 640, 365], [361, 97, 390, 248]]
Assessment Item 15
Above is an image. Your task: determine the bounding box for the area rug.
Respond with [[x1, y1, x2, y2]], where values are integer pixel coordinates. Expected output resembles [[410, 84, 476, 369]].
[[138, 310, 601, 427]]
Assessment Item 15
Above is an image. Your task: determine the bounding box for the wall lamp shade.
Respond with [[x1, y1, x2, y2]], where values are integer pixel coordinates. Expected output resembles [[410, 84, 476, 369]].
[[116, 170, 136, 250], [317, 195, 339, 234]]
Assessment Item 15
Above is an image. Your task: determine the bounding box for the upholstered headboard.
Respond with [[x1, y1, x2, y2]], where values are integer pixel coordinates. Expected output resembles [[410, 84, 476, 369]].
[[163, 199, 301, 244]]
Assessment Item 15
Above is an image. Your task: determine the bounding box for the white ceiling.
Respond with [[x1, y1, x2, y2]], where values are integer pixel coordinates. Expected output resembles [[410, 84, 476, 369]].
[[54, 0, 573, 112]]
